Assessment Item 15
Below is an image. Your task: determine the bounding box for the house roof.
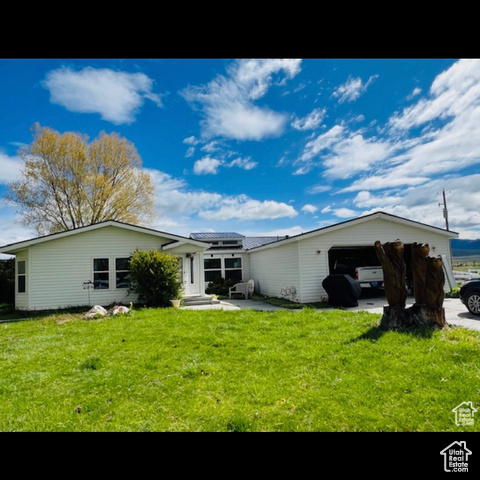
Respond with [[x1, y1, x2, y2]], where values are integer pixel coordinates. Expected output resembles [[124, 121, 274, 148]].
[[190, 232, 245, 240], [189, 232, 286, 250], [242, 236, 287, 249], [0, 220, 209, 254], [246, 211, 459, 252]]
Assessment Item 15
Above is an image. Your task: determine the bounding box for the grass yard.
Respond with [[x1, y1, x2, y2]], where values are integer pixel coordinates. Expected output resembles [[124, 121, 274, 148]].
[[0, 306, 479, 432]]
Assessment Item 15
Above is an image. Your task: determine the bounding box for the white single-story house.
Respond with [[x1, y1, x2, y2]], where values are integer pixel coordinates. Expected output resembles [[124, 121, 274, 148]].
[[192, 211, 458, 304], [0, 221, 210, 311], [0, 211, 459, 310]]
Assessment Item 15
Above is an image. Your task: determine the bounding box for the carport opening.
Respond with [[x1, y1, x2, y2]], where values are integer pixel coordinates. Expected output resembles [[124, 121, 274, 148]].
[[329, 246, 381, 278], [328, 245, 414, 292]]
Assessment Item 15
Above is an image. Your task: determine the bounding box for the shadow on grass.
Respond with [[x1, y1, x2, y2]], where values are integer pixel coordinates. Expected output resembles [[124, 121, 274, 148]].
[[350, 323, 441, 343]]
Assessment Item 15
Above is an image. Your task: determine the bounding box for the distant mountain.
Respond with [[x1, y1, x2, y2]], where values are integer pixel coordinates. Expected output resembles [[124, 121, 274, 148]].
[[451, 239, 480, 258]]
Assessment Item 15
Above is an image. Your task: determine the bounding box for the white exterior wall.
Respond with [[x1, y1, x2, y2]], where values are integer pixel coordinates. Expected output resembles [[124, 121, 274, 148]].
[[24, 226, 203, 310], [249, 217, 454, 304], [249, 242, 300, 300]]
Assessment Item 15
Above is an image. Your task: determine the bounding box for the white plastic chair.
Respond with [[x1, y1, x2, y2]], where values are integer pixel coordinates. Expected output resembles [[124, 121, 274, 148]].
[[229, 279, 255, 299]]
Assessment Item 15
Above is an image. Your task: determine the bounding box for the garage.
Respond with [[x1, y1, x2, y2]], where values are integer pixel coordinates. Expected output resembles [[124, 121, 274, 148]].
[[248, 211, 458, 304], [328, 244, 415, 293]]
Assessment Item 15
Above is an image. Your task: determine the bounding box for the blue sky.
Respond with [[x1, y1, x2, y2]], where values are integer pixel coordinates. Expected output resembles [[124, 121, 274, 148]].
[[1, 58, 478, 249]]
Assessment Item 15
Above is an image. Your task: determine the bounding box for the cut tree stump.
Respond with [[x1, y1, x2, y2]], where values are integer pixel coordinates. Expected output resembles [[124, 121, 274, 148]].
[[380, 304, 448, 329]]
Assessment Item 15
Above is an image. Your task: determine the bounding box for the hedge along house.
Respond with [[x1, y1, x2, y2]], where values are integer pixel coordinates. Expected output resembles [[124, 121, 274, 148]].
[[246, 211, 458, 304], [0, 221, 210, 311]]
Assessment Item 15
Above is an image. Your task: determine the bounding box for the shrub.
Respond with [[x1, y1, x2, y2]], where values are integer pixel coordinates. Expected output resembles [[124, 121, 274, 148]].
[[129, 250, 182, 307], [446, 287, 460, 298], [205, 276, 237, 296]]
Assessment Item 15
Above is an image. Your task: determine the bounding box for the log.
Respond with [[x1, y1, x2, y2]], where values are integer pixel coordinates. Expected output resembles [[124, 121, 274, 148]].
[[374, 240, 407, 309], [380, 304, 448, 329], [412, 242, 429, 305]]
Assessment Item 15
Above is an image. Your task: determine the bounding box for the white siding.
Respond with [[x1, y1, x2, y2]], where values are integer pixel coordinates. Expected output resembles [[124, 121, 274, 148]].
[[249, 216, 454, 304], [249, 242, 300, 300], [27, 226, 183, 310]]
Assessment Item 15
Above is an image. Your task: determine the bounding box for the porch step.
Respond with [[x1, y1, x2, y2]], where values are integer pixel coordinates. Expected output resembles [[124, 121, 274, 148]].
[[182, 295, 220, 306]]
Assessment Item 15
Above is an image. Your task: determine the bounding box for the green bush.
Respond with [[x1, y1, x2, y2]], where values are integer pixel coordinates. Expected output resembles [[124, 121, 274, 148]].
[[205, 276, 237, 296], [446, 287, 460, 298], [129, 250, 182, 307]]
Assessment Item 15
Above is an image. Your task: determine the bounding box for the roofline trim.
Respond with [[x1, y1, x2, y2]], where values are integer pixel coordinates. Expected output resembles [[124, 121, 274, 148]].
[[246, 211, 459, 252], [0, 220, 208, 254]]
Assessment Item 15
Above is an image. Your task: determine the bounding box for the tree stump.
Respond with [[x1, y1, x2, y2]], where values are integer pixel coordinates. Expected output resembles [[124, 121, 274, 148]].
[[380, 304, 447, 329], [374, 239, 407, 309], [375, 239, 448, 329]]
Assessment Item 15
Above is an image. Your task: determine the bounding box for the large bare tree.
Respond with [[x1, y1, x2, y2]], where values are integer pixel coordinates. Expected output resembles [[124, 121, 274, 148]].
[[6, 124, 155, 235]]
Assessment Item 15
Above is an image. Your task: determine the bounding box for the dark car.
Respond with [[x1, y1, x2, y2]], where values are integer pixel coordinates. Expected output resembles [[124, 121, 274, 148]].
[[460, 279, 480, 315]]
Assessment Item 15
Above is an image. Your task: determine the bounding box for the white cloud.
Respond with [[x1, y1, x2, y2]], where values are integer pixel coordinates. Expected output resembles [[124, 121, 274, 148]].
[[291, 107, 327, 131], [181, 59, 301, 141], [199, 195, 298, 221], [227, 157, 257, 170], [388, 59, 480, 132], [332, 75, 378, 104], [183, 136, 198, 145], [333, 208, 358, 218], [146, 169, 297, 230], [307, 184, 332, 194], [194, 155, 257, 175], [43, 67, 163, 125], [0, 198, 36, 255], [193, 156, 222, 175], [0, 153, 22, 184], [296, 125, 391, 178], [301, 204, 318, 213]]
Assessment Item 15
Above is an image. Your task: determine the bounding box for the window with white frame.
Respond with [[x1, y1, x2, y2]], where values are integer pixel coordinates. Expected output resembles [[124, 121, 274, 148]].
[[204, 258, 222, 283], [204, 255, 243, 283], [17, 260, 26, 293], [115, 258, 130, 289], [224, 257, 242, 281], [93, 258, 109, 289]]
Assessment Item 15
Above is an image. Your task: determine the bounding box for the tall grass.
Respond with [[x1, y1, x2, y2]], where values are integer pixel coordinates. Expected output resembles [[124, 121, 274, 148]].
[[0, 307, 479, 432]]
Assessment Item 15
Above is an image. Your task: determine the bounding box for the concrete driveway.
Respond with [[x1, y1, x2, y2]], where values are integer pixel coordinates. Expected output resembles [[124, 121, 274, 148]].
[[184, 295, 480, 332]]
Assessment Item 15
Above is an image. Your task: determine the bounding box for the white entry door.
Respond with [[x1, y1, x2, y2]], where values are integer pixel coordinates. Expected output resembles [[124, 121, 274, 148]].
[[179, 254, 201, 296]]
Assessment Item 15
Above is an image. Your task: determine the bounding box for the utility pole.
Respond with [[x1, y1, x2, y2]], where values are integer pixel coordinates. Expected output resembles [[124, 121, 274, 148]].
[[439, 189, 449, 231]]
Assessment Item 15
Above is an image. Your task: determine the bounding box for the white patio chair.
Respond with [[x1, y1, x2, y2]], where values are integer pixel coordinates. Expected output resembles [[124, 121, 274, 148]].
[[229, 279, 255, 299]]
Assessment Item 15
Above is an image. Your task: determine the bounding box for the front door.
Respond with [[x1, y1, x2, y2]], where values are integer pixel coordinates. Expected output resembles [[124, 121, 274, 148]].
[[179, 253, 201, 296]]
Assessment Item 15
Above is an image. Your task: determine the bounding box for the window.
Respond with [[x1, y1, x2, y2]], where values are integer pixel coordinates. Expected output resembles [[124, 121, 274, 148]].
[[190, 256, 194, 284], [177, 257, 183, 284], [225, 257, 242, 282], [204, 258, 222, 283], [115, 258, 130, 289], [204, 256, 243, 283], [93, 258, 109, 289], [17, 260, 26, 293]]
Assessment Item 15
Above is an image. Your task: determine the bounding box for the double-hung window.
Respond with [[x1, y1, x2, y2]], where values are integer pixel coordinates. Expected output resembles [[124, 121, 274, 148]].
[[17, 260, 26, 293], [115, 258, 131, 289], [93, 258, 109, 290], [224, 257, 242, 282], [204, 258, 222, 283]]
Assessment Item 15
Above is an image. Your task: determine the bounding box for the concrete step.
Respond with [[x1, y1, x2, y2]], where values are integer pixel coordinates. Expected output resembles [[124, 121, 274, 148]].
[[182, 295, 220, 306]]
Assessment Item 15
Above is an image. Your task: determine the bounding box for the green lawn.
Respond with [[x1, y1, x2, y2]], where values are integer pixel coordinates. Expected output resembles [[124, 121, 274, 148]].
[[0, 306, 479, 432]]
